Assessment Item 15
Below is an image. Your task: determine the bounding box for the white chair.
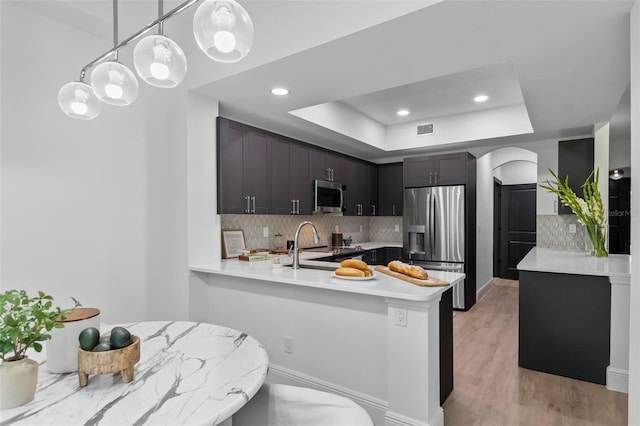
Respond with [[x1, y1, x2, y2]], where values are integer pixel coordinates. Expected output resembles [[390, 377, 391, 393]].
[[233, 383, 373, 426]]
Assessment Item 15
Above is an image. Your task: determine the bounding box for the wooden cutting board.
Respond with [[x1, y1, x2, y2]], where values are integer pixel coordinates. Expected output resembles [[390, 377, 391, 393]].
[[374, 265, 449, 287]]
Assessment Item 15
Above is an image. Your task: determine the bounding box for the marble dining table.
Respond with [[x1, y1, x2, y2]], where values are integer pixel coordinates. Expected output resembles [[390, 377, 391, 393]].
[[0, 321, 269, 425]]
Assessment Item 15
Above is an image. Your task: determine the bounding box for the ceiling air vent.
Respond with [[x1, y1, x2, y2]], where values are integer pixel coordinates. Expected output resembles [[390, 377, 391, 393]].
[[417, 123, 434, 136]]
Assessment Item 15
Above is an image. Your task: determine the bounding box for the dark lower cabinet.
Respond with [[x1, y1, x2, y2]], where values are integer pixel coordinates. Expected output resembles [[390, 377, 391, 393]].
[[519, 271, 610, 384], [440, 287, 453, 405], [384, 247, 402, 263]]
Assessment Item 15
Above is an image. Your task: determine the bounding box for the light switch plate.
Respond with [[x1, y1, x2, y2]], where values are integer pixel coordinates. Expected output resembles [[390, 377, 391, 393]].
[[569, 224, 576, 234], [395, 224, 400, 232], [263, 227, 269, 238]]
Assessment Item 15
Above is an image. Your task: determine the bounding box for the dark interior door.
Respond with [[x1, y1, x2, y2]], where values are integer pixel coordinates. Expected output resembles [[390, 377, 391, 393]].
[[493, 179, 502, 277], [499, 184, 537, 280], [609, 177, 631, 254]]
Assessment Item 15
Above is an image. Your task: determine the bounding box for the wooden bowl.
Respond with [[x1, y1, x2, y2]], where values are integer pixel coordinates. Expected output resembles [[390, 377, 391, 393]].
[[77, 335, 140, 387]]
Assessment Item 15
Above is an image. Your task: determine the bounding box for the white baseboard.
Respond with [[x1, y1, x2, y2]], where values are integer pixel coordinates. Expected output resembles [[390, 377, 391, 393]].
[[268, 364, 442, 426], [476, 277, 496, 302], [606, 366, 629, 393], [385, 409, 444, 426]]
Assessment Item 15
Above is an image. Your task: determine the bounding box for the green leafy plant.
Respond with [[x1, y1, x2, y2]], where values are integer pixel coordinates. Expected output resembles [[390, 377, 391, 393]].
[[0, 290, 70, 361], [540, 168, 608, 257]]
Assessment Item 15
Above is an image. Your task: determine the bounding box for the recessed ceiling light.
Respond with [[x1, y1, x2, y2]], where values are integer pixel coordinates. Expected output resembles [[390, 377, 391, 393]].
[[397, 109, 410, 116], [270, 87, 290, 96], [474, 94, 489, 103]]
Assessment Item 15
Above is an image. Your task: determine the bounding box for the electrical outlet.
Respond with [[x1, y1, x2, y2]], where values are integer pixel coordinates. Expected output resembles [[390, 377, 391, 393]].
[[263, 226, 269, 238], [284, 336, 294, 354], [360, 225, 363, 232], [569, 224, 576, 234], [395, 224, 400, 232], [394, 307, 408, 327]]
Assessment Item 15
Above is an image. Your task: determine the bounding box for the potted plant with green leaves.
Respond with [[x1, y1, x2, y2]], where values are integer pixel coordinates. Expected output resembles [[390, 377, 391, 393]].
[[540, 168, 608, 257], [0, 290, 68, 409]]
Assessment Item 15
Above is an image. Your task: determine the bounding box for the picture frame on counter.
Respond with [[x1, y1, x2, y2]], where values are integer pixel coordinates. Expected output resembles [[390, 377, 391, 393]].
[[222, 229, 246, 259]]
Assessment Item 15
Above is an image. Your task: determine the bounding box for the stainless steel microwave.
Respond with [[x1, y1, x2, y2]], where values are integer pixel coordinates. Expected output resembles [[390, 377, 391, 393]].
[[314, 180, 346, 214]]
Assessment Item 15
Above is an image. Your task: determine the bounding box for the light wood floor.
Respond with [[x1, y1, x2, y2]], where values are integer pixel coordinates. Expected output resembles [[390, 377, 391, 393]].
[[443, 279, 628, 426]]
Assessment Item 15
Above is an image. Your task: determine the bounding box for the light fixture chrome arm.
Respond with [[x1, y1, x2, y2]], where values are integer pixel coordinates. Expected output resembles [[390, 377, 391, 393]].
[[78, 0, 202, 81]]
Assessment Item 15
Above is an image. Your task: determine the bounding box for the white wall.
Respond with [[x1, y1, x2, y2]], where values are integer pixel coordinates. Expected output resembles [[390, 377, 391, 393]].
[[494, 160, 537, 185], [628, 1, 639, 423], [0, 3, 189, 323], [471, 145, 539, 295], [187, 94, 220, 265], [594, 122, 610, 217]]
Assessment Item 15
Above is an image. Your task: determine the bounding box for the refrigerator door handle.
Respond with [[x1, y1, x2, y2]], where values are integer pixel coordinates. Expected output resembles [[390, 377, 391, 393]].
[[430, 192, 436, 255]]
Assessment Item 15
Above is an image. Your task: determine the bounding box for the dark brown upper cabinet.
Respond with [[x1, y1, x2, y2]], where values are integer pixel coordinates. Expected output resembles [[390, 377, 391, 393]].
[[377, 162, 403, 216], [557, 138, 594, 215], [404, 153, 470, 187], [269, 135, 312, 215], [217, 117, 269, 214], [310, 149, 344, 182]]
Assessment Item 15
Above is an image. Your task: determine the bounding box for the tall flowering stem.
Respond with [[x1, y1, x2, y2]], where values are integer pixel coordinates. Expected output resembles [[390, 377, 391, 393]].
[[540, 168, 608, 257]]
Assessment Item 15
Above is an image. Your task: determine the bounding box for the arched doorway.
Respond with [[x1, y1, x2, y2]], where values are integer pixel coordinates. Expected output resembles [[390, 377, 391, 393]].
[[477, 147, 538, 284]]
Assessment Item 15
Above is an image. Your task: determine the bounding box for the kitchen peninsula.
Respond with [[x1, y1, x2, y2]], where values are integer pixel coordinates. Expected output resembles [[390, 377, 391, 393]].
[[517, 248, 631, 392], [189, 244, 465, 426]]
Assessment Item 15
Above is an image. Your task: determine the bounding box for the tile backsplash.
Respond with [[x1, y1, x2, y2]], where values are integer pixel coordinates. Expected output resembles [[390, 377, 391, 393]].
[[221, 214, 403, 251], [536, 214, 589, 251], [222, 213, 592, 254]]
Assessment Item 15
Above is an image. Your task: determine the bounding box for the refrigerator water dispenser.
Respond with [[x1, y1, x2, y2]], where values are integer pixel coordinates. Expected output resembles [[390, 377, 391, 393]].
[[407, 225, 426, 255]]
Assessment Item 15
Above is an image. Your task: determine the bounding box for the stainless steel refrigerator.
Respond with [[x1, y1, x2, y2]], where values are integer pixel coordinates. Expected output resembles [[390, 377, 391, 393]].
[[403, 185, 466, 309]]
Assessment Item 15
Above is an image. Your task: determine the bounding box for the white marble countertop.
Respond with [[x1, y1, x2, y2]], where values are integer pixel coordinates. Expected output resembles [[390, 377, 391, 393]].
[[190, 242, 464, 302], [517, 247, 631, 283], [0, 321, 269, 426]]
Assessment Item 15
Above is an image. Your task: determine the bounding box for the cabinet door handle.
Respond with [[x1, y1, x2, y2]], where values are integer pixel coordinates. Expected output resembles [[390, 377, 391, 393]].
[[372, 205, 376, 216], [291, 200, 296, 214], [429, 172, 433, 185], [251, 196, 256, 213], [434, 172, 438, 184], [392, 205, 396, 216], [326, 168, 331, 181], [245, 196, 250, 213], [296, 199, 300, 214]]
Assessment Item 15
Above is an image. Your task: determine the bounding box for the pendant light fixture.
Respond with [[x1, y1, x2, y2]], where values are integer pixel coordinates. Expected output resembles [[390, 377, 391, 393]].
[[58, 81, 102, 120], [610, 169, 625, 180], [90, 0, 139, 106], [58, 0, 253, 119], [193, 0, 254, 63], [134, 0, 187, 88]]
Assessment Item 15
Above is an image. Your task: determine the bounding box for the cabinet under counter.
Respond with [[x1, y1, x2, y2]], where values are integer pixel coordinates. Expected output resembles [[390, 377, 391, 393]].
[[517, 248, 631, 392]]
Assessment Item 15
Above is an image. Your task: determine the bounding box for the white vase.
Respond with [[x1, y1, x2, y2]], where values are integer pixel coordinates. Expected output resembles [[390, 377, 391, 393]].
[[0, 356, 39, 409], [46, 307, 100, 373]]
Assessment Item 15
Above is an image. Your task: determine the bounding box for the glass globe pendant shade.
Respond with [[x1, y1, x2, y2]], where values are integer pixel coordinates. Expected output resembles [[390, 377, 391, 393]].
[[90, 60, 139, 106], [58, 81, 102, 120], [133, 35, 187, 88], [193, 0, 254, 63]]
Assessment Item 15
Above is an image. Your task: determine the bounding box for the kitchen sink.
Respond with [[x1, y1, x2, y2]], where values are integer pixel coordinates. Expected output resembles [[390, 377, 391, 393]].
[[284, 262, 337, 271]]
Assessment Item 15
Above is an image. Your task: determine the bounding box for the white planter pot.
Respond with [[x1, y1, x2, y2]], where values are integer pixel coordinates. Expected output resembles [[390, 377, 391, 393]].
[[0, 356, 39, 409], [46, 307, 100, 373]]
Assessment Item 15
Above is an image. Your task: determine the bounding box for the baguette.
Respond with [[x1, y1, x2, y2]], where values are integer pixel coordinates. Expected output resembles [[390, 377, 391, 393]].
[[339, 259, 369, 271], [388, 260, 428, 280], [335, 267, 366, 277]]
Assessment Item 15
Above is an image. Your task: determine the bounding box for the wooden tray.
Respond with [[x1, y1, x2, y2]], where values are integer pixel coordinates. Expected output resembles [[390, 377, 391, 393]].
[[375, 265, 449, 287]]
